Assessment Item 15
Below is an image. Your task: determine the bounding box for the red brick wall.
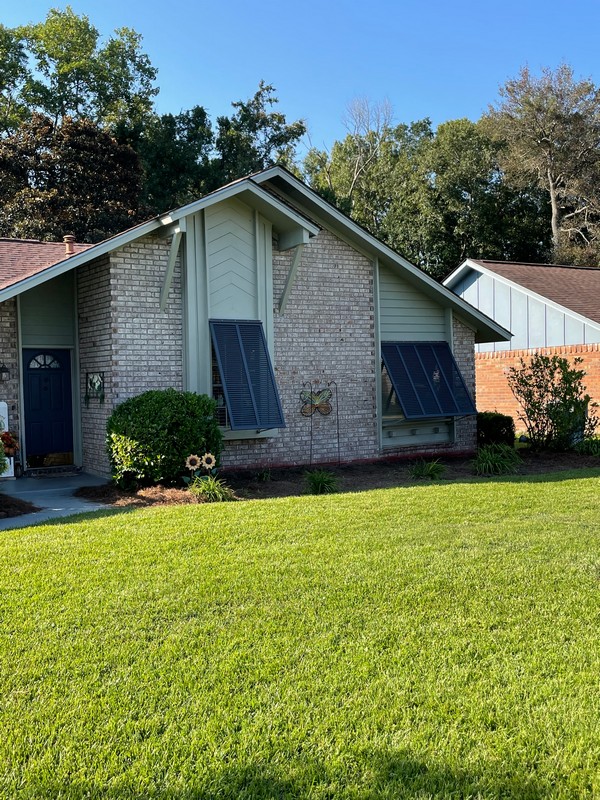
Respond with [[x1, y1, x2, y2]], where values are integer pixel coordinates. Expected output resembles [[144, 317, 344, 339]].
[[476, 344, 600, 429]]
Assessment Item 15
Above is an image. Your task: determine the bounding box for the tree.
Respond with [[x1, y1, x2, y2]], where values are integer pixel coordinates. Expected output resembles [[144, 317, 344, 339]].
[[304, 107, 551, 280], [16, 6, 157, 128], [507, 353, 598, 450], [0, 24, 29, 134], [212, 81, 306, 185], [118, 106, 214, 212], [485, 64, 600, 263], [0, 114, 143, 241]]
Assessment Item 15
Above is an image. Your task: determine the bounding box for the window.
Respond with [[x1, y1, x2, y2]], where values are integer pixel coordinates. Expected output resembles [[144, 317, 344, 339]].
[[381, 342, 476, 420], [209, 320, 286, 431]]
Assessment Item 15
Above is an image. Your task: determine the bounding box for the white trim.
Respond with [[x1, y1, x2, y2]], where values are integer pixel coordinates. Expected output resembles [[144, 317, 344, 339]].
[[278, 244, 304, 314]]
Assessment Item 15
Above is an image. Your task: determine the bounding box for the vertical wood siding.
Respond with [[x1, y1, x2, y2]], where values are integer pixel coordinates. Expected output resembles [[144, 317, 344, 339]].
[[454, 269, 600, 351], [20, 272, 76, 347]]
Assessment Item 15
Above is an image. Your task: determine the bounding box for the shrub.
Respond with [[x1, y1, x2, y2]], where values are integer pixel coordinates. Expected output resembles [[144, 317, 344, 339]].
[[304, 468, 338, 495], [477, 411, 515, 447], [106, 389, 222, 487], [188, 474, 237, 502], [507, 353, 598, 451], [408, 458, 445, 480], [472, 443, 522, 476]]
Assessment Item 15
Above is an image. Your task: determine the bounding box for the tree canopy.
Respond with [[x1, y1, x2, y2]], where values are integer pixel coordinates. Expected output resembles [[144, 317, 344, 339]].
[[484, 64, 600, 264], [1, 9, 599, 274]]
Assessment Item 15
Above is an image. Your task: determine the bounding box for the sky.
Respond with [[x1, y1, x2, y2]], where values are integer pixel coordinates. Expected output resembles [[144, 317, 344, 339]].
[[4, 0, 600, 155]]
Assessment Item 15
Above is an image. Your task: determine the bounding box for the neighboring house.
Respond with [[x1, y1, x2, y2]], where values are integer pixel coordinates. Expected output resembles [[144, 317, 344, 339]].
[[0, 168, 509, 477], [444, 259, 600, 423]]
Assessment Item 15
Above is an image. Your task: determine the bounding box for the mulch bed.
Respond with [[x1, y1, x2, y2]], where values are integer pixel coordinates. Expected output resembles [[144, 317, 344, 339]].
[[0, 496, 41, 519], [73, 450, 600, 509]]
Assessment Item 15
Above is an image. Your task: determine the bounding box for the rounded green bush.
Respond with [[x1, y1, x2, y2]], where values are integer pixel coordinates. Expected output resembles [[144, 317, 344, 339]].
[[106, 389, 222, 487]]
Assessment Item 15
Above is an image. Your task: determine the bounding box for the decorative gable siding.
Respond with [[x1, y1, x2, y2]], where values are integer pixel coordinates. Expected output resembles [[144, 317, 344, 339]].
[[454, 269, 600, 352], [206, 199, 258, 320], [378, 263, 446, 341]]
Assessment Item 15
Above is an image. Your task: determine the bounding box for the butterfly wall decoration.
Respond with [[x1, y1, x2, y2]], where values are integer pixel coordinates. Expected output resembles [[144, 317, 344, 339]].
[[300, 387, 333, 416]]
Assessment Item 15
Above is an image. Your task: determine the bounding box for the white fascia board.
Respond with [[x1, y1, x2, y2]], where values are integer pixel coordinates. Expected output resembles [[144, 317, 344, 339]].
[[256, 168, 511, 344], [447, 258, 600, 335]]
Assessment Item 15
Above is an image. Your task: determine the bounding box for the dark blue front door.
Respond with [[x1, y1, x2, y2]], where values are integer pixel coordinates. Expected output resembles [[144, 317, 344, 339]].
[[23, 349, 73, 459]]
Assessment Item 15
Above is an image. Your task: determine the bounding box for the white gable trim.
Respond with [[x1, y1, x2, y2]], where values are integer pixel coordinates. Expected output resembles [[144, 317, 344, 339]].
[[445, 259, 600, 335]]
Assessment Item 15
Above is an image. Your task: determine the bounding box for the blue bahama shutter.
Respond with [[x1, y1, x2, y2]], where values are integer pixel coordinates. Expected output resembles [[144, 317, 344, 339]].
[[381, 342, 476, 419], [210, 320, 286, 430]]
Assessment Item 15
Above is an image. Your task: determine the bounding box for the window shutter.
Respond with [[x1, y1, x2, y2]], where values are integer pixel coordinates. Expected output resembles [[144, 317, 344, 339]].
[[381, 342, 476, 419], [210, 320, 286, 430]]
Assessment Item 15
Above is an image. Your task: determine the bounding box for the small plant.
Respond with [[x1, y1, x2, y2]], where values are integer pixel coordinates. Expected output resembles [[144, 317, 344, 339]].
[[187, 474, 237, 503], [574, 438, 600, 456], [183, 452, 236, 502], [408, 458, 445, 480], [255, 468, 272, 482], [304, 468, 338, 495], [472, 443, 522, 476]]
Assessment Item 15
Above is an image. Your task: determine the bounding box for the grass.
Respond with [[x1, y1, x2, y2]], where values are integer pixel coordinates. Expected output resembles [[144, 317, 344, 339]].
[[1, 468, 600, 798]]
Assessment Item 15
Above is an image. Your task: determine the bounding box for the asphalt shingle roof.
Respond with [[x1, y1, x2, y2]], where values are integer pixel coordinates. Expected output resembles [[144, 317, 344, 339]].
[[471, 259, 600, 325], [0, 238, 92, 292]]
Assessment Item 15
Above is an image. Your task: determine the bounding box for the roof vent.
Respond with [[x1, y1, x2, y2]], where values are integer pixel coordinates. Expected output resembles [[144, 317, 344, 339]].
[[63, 234, 76, 255]]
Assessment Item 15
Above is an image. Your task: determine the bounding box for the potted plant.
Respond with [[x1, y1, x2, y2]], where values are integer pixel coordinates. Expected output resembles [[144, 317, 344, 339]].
[[1, 430, 19, 457]]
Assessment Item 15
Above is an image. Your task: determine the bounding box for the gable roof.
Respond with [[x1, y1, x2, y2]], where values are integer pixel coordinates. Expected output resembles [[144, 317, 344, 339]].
[[445, 259, 600, 326], [0, 168, 510, 344], [0, 238, 92, 292]]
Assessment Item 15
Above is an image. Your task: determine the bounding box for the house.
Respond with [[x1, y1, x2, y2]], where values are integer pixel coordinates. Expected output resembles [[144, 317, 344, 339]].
[[444, 259, 600, 423], [0, 168, 510, 477]]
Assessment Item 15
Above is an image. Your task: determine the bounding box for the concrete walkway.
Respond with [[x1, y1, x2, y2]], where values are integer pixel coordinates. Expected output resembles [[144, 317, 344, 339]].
[[0, 473, 109, 530]]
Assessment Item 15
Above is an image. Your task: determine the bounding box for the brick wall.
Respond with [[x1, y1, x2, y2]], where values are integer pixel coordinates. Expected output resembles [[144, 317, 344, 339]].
[[476, 343, 600, 429], [77, 236, 183, 475], [0, 298, 20, 439], [221, 229, 379, 469]]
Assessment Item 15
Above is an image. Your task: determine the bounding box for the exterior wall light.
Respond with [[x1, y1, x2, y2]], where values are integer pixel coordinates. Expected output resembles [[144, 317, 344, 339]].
[[0, 364, 9, 382]]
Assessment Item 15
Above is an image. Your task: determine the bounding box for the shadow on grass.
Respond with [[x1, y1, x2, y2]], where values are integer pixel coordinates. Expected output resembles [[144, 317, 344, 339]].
[[25, 748, 551, 799]]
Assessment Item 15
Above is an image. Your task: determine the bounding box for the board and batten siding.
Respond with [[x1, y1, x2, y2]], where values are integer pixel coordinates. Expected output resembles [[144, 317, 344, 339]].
[[19, 272, 76, 347], [454, 269, 600, 352], [378, 263, 446, 341]]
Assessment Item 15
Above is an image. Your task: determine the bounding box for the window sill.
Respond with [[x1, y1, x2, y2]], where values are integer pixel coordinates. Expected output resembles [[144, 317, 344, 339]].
[[222, 428, 282, 441]]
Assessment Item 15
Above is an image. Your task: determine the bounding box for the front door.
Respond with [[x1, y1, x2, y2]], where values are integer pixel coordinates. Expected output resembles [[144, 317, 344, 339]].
[[23, 349, 74, 467]]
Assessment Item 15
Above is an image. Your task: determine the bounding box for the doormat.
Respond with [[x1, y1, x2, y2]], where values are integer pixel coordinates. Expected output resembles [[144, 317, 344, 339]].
[[25, 465, 82, 478]]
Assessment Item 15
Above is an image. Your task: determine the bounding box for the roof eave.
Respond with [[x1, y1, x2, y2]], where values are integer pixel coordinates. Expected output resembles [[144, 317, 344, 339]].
[[256, 169, 511, 343]]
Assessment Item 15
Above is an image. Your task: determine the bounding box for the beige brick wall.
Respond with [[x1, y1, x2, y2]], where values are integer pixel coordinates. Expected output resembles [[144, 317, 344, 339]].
[[221, 229, 379, 469], [77, 227, 478, 475], [0, 298, 21, 440], [77, 236, 183, 475]]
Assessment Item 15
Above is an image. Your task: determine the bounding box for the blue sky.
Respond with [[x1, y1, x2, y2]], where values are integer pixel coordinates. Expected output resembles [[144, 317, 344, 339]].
[[4, 1, 600, 154]]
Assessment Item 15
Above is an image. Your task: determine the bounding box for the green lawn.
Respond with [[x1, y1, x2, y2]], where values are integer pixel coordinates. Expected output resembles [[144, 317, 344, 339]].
[[1, 469, 600, 799]]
